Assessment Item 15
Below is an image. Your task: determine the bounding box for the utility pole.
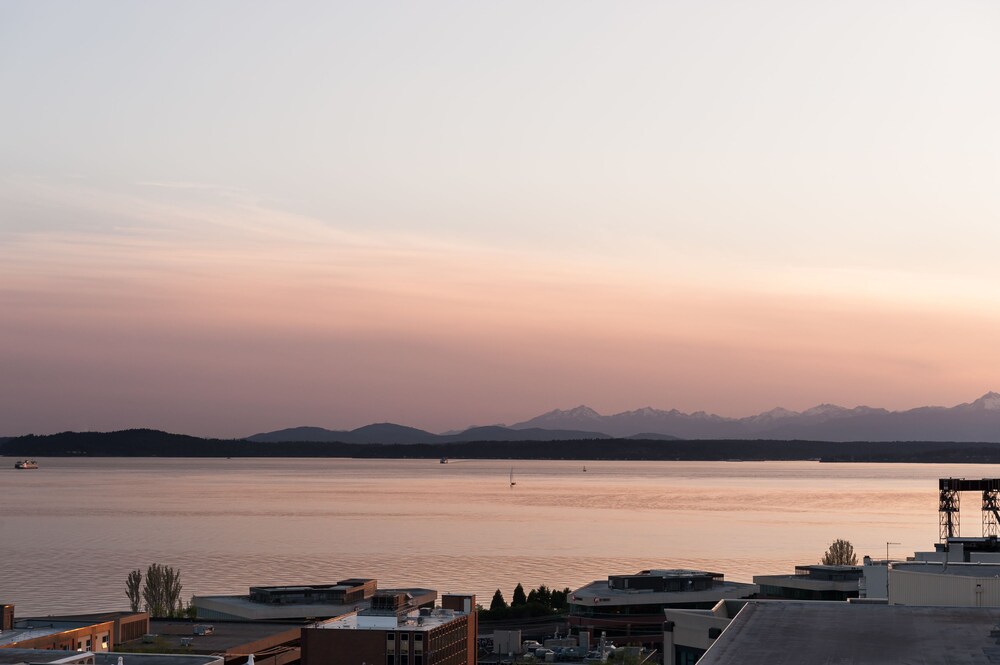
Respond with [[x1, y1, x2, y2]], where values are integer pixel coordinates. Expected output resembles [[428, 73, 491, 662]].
[[886, 542, 900, 560]]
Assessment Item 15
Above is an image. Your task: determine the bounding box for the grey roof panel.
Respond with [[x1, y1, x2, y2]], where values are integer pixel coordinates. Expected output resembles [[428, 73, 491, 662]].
[[698, 602, 1000, 665]]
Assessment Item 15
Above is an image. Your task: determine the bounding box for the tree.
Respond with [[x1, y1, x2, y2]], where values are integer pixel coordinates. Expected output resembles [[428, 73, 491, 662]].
[[142, 563, 183, 617], [511, 583, 527, 607], [822, 538, 858, 565], [534, 584, 552, 608], [489, 589, 508, 613], [126, 569, 142, 613], [551, 587, 571, 611], [526, 585, 552, 608]]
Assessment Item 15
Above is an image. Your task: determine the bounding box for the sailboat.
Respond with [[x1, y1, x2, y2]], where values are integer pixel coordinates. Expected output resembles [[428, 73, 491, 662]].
[[509, 467, 516, 487]]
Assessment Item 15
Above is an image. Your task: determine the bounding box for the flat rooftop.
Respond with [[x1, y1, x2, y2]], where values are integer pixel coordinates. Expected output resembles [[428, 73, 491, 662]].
[[139, 619, 302, 653], [571, 578, 757, 607], [0, 649, 89, 665], [19, 612, 142, 623], [195, 588, 435, 620], [892, 561, 1000, 577], [0, 651, 221, 665], [698, 601, 1000, 665], [194, 595, 357, 620], [97, 654, 223, 665], [753, 575, 860, 591], [0, 612, 132, 646], [0, 626, 64, 647], [638, 569, 723, 578], [250, 580, 373, 592], [318, 608, 466, 632]]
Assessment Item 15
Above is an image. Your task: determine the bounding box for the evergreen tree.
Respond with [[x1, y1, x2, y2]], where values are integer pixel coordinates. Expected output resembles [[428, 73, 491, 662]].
[[535, 584, 552, 608], [512, 583, 527, 607], [551, 587, 570, 611], [489, 589, 507, 613]]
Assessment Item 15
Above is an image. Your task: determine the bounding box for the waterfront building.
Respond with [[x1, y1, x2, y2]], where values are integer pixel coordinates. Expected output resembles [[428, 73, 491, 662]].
[[139, 618, 306, 665], [695, 601, 1000, 664], [248, 580, 377, 605], [752, 564, 862, 601], [0, 606, 148, 653], [301, 592, 476, 665], [662, 599, 748, 665], [888, 561, 1000, 607], [912, 535, 1000, 564], [567, 569, 757, 648], [193, 580, 435, 621]]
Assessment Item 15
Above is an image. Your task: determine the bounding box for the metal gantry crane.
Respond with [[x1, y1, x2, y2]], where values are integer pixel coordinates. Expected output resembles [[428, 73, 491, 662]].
[[938, 478, 1000, 540]]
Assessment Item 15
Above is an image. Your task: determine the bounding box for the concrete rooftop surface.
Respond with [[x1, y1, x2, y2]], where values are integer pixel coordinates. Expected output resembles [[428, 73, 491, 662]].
[[698, 601, 1000, 664]]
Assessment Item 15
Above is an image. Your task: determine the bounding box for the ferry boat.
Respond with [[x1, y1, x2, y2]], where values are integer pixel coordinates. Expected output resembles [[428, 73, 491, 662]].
[[14, 459, 39, 469]]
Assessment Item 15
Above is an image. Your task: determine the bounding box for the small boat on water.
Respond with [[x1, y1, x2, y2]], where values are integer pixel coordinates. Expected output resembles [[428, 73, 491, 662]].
[[509, 467, 516, 487], [440, 457, 449, 464], [14, 460, 39, 469]]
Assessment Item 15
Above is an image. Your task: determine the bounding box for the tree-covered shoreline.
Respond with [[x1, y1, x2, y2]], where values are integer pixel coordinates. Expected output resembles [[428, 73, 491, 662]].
[[5, 428, 1000, 463]]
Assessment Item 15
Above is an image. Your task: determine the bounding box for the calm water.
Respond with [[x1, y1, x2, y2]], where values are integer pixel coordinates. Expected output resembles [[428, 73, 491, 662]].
[[0, 458, 984, 616]]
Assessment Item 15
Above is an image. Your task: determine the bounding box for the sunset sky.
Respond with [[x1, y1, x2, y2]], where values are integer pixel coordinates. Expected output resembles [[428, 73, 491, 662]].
[[2, 1, 999, 437]]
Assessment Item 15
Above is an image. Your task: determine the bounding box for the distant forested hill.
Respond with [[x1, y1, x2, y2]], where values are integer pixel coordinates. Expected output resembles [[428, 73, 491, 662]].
[[4, 429, 1000, 463]]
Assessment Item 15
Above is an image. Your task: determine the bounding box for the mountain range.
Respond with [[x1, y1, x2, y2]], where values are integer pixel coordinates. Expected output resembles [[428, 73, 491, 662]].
[[247, 392, 1000, 443], [246, 424, 614, 444]]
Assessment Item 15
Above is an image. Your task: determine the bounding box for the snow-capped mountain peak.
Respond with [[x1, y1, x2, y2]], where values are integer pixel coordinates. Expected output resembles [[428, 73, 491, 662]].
[[564, 405, 602, 418], [616, 407, 671, 418], [745, 407, 800, 423], [536, 405, 603, 420], [800, 403, 849, 418], [511, 392, 1000, 441], [964, 392, 1000, 411]]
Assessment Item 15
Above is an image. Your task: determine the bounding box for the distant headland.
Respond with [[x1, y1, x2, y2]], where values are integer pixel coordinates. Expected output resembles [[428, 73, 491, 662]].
[[4, 428, 1000, 463]]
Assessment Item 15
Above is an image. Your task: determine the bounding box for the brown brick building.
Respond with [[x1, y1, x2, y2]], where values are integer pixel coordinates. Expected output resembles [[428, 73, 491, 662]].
[[0, 605, 149, 652], [301, 593, 476, 665]]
